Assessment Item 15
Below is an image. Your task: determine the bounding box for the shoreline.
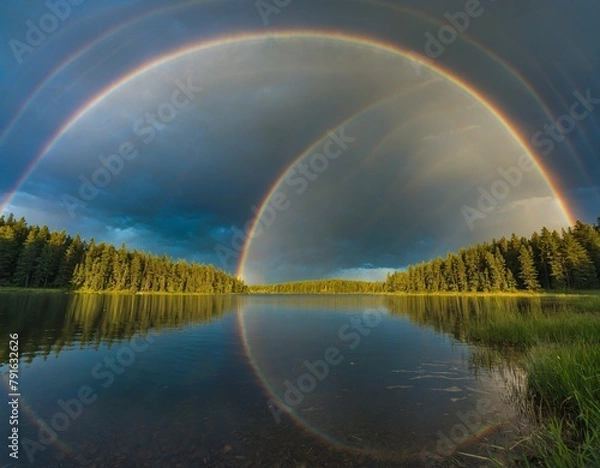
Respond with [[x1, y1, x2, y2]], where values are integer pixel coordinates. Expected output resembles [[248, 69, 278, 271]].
[[1, 287, 599, 297]]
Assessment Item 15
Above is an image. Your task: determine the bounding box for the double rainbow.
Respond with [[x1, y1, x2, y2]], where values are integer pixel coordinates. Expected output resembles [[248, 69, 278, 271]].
[[1, 31, 574, 268], [0, 23, 579, 463]]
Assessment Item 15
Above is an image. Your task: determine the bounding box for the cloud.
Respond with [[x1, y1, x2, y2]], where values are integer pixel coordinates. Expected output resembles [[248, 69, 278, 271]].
[[327, 267, 397, 282], [1, 0, 597, 281]]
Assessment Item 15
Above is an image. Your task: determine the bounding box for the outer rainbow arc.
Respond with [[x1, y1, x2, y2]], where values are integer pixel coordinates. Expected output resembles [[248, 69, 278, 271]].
[[1, 30, 574, 247]]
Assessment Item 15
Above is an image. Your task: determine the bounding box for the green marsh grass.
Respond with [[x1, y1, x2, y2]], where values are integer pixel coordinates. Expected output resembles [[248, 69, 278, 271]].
[[385, 294, 600, 466], [465, 312, 600, 347], [523, 343, 600, 467]]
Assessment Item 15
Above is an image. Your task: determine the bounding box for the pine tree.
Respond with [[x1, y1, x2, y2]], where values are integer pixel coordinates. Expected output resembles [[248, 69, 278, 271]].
[[33, 230, 67, 287], [561, 231, 597, 289], [129, 254, 143, 293], [443, 257, 456, 291], [463, 251, 480, 292], [453, 254, 468, 292], [571, 221, 600, 283], [546, 230, 568, 289], [0, 224, 20, 284], [518, 245, 541, 291], [13, 227, 48, 287], [54, 235, 85, 287]]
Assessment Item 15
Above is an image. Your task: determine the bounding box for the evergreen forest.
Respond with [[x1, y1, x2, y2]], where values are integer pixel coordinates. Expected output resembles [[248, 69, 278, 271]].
[[0, 214, 247, 293], [1, 213, 599, 294]]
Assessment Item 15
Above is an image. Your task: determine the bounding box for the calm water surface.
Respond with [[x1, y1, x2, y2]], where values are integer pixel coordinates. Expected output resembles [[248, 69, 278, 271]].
[[0, 294, 531, 467]]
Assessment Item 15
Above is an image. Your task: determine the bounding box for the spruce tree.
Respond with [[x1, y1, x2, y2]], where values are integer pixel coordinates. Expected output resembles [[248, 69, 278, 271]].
[[0, 224, 20, 284], [571, 221, 600, 283], [518, 245, 541, 291], [13, 227, 47, 287]]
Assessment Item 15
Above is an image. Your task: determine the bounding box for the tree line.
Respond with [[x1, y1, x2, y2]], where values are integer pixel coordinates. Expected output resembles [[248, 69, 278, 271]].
[[0, 214, 247, 293], [249, 278, 385, 294], [384, 218, 600, 293], [2, 213, 599, 295]]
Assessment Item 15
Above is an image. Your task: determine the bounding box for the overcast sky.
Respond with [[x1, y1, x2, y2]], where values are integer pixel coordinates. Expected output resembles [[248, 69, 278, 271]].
[[1, 0, 598, 283]]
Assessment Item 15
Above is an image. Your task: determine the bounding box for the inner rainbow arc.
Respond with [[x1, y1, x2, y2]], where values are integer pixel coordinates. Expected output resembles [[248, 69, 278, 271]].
[[234, 34, 575, 281]]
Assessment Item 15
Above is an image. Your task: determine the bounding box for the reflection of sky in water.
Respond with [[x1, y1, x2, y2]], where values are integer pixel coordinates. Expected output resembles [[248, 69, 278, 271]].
[[0, 293, 521, 465], [240, 297, 517, 462]]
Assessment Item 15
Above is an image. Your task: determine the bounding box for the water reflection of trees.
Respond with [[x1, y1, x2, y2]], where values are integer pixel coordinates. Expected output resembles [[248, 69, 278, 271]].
[[383, 295, 569, 372], [383, 295, 561, 340], [1, 293, 577, 366], [0, 293, 241, 364]]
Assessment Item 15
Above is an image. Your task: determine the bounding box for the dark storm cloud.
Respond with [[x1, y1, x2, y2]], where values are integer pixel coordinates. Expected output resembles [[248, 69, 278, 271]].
[[6, 36, 410, 267], [1, 0, 598, 279]]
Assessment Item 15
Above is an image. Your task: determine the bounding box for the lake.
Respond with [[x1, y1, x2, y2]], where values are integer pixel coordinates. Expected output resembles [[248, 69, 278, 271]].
[[0, 293, 531, 467]]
